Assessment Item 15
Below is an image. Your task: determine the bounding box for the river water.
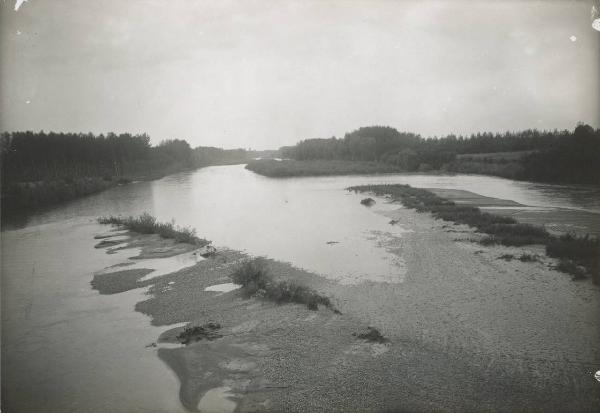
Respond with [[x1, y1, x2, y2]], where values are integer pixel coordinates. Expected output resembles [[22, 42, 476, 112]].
[[2, 165, 600, 412]]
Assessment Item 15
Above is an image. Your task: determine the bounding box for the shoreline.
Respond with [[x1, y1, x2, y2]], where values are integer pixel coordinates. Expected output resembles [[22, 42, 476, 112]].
[[0, 165, 197, 222], [245, 158, 600, 187], [92, 203, 600, 412]]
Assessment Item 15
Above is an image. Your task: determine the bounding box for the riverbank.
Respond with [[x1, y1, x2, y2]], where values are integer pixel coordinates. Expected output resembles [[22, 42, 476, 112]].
[[245, 159, 404, 177], [0, 163, 196, 217], [350, 184, 599, 284], [246, 158, 600, 187], [92, 209, 600, 412]]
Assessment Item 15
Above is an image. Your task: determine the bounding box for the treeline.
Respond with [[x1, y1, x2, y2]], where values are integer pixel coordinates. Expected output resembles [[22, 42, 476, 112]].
[[194, 146, 250, 166], [279, 124, 600, 185], [0, 131, 265, 212], [1, 131, 195, 183]]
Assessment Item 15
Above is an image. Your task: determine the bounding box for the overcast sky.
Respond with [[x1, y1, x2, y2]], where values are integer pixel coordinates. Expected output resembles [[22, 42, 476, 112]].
[[1, 0, 599, 149]]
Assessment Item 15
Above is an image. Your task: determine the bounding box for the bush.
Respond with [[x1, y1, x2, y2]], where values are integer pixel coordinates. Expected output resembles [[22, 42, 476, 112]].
[[231, 258, 271, 295], [546, 234, 598, 283], [360, 198, 375, 206], [556, 259, 587, 280], [231, 258, 336, 311], [176, 322, 222, 345]]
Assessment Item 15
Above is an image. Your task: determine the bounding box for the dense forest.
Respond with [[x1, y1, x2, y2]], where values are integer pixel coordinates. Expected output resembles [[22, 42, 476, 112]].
[[0, 132, 256, 212], [278, 124, 600, 185], [0, 132, 197, 183]]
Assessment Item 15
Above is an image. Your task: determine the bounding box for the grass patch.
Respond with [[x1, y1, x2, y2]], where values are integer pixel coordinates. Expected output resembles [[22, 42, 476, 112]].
[[231, 258, 338, 312], [98, 212, 209, 246], [349, 184, 599, 283]]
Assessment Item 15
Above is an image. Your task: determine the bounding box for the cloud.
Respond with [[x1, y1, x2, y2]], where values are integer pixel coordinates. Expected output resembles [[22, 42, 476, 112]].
[[1, 0, 598, 149]]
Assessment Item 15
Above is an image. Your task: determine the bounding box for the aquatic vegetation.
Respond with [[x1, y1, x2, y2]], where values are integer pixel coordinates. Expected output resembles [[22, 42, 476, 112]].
[[349, 184, 599, 283], [97, 213, 209, 246], [231, 258, 336, 311]]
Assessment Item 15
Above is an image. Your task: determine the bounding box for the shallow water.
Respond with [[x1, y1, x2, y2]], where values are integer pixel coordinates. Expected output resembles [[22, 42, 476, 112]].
[[1, 219, 187, 413], [204, 283, 242, 293], [3, 165, 600, 412], [197, 386, 237, 413], [127, 250, 202, 282], [8, 165, 600, 284]]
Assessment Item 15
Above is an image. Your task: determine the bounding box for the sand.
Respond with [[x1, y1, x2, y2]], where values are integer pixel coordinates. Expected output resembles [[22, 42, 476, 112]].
[[92, 206, 600, 412]]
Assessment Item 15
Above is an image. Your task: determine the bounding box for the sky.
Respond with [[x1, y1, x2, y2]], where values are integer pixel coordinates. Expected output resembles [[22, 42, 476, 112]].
[[1, 0, 599, 149]]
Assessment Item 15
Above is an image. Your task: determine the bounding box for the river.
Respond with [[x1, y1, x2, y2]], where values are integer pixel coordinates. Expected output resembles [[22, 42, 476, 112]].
[[2, 165, 600, 412]]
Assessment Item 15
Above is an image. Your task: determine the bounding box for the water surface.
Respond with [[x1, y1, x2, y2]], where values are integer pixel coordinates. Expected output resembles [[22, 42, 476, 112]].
[[3, 165, 600, 412]]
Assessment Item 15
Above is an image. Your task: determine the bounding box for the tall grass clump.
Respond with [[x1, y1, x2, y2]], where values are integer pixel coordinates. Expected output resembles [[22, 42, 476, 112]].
[[348, 184, 599, 283], [97, 212, 209, 246], [231, 258, 337, 311]]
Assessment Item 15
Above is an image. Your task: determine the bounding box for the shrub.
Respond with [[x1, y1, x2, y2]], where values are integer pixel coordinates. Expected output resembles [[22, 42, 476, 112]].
[[231, 258, 271, 295], [231, 258, 336, 311], [176, 322, 222, 345], [360, 197, 375, 206], [556, 259, 587, 280]]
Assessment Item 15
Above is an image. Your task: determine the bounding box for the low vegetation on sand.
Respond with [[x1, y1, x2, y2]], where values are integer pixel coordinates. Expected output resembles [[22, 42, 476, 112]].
[[176, 323, 222, 345], [498, 253, 540, 263], [231, 258, 338, 311], [353, 327, 389, 343], [245, 159, 402, 177], [348, 184, 599, 283], [360, 197, 375, 206], [98, 212, 209, 246]]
